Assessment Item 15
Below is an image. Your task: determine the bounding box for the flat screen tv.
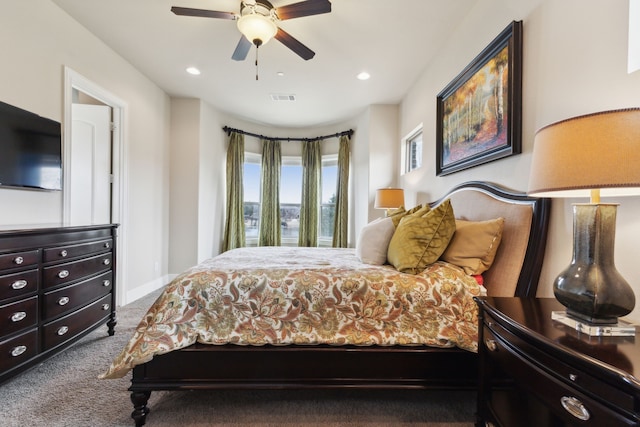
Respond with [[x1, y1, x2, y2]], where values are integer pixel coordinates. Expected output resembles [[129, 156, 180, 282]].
[[0, 100, 62, 191]]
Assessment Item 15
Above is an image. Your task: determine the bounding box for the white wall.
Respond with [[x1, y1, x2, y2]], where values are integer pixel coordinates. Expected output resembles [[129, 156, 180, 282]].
[[198, 101, 226, 264], [169, 98, 200, 273], [397, 0, 640, 322], [168, 98, 227, 273], [0, 0, 172, 304]]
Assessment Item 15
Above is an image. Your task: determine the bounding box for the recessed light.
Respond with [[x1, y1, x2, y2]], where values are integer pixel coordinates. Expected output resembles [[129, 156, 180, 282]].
[[357, 71, 370, 81], [277, 71, 285, 77], [186, 67, 201, 75]]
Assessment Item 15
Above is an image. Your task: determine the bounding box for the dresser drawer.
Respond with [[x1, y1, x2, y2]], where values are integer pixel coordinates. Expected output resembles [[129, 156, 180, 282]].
[[42, 294, 112, 351], [0, 269, 38, 301], [0, 250, 39, 271], [484, 325, 638, 426], [43, 271, 112, 320], [43, 239, 113, 263], [0, 328, 38, 373], [0, 296, 38, 337], [42, 253, 113, 289]]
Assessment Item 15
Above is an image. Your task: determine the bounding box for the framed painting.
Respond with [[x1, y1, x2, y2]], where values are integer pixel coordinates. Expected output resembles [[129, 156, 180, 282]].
[[436, 21, 522, 176]]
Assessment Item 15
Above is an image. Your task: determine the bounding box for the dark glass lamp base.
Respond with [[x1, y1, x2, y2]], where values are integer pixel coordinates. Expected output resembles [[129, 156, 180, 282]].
[[565, 308, 618, 325]]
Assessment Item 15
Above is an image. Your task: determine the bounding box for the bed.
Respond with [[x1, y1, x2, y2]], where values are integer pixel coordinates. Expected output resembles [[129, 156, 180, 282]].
[[106, 181, 550, 426]]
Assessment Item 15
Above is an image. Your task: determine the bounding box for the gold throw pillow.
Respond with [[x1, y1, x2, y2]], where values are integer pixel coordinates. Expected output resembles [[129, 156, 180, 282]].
[[387, 199, 456, 274]]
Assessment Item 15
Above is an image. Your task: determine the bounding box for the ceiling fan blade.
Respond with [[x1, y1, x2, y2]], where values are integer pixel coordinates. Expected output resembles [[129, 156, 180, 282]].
[[276, 0, 331, 20], [275, 28, 315, 60], [170, 6, 236, 20], [231, 36, 252, 61]]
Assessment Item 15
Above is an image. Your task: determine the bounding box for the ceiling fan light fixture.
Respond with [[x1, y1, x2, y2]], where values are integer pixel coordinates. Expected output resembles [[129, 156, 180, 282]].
[[237, 12, 277, 46]]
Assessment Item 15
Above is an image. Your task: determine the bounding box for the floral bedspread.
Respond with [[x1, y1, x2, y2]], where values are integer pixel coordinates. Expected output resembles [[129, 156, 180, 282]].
[[101, 247, 485, 379]]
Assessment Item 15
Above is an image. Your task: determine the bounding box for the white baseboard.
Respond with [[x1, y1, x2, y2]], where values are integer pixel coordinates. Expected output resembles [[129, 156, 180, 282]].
[[123, 274, 178, 306]]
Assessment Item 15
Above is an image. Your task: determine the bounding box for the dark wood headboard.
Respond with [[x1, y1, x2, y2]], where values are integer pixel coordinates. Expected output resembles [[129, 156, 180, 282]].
[[430, 181, 551, 298]]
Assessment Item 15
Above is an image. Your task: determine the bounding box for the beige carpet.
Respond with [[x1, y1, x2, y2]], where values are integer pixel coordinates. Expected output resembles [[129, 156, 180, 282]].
[[0, 289, 476, 427]]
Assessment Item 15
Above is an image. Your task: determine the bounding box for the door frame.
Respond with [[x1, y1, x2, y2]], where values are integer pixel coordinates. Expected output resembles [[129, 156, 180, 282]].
[[63, 67, 128, 307]]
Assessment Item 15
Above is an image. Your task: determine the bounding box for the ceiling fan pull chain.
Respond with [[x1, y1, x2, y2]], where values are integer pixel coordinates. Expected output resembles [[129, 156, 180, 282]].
[[255, 45, 259, 81]]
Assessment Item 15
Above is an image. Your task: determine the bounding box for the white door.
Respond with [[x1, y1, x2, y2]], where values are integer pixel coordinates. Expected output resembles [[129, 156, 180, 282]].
[[69, 104, 112, 225]]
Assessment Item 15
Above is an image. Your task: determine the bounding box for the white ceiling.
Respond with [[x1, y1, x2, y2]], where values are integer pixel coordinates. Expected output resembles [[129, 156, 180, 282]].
[[52, 0, 477, 128]]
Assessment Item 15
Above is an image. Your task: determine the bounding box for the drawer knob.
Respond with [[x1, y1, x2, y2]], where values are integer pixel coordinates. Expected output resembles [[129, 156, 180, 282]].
[[560, 396, 590, 421], [60, 250, 68, 257], [103, 259, 111, 266], [58, 270, 70, 279], [11, 311, 27, 322], [103, 280, 111, 287], [102, 304, 110, 311], [11, 280, 28, 290], [11, 345, 27, 357], [569, 373, 578, 381], [485, 339, 498, 352], [58, 296, 70, 306], [104, 242, 111, 249], [13, 256, 24, 265], [57, 326, 69, 336]]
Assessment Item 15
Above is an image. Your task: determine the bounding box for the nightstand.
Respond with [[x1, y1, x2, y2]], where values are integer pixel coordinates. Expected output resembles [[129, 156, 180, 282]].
[[475, 297, 640, 427]]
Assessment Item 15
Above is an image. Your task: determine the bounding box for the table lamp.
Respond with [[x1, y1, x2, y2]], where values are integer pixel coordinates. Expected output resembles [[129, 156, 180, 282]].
[[374, 188, 405, 216], [528, 108, 640, 325]]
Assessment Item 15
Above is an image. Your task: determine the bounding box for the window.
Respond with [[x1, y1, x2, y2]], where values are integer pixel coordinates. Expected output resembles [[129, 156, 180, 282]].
[[403, 125, 423, 173], [243, 153, 261, 242], [320, 156, 338, 243], [243, 152, 338, 246], [280, 158, 303, 244]]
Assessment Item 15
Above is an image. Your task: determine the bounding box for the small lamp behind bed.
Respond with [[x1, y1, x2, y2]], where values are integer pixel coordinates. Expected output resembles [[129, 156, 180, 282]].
[[528, 108, 640, 333], [375, 188, 405, 216]]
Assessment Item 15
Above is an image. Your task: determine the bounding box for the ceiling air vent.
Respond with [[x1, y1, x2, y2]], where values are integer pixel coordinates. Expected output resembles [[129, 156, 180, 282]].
[[270, 94, 296, 101]]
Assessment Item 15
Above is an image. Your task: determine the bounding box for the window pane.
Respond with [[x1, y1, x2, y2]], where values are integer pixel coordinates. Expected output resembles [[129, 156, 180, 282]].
[[243, 162, 260, 240], [406, 131, 423, 172], [320, 163, 337, 239], [280, 164, 302, 240]]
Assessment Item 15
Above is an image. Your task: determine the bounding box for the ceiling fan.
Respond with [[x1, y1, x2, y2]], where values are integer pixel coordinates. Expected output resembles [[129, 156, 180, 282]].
[[171, 0, 331, 61]]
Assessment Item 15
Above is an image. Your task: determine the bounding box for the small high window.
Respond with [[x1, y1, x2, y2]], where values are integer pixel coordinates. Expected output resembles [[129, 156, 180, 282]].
[[404, 126, 423, 173]]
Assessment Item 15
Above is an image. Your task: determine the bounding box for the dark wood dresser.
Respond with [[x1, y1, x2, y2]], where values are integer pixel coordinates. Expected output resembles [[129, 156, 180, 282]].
[[475, 297, 640, 426], [0, 224, 118, 384]]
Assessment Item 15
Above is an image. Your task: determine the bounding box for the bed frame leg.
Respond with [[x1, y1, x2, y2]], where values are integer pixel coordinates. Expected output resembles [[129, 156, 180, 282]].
[[107, 312, 117, 336], [130, 391, 151, 426]]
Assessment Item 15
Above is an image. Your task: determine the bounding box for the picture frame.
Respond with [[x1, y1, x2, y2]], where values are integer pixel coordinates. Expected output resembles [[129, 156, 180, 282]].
[[436, 20, 522, 176]]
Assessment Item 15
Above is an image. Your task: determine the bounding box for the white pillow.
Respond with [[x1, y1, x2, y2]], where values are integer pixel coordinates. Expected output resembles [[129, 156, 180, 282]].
[[356, 217, 395, 265]]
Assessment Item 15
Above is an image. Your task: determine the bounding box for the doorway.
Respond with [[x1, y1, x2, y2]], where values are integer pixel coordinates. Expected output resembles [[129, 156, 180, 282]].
[[63, 67, 127, 306], [69, 101, 112, 225]]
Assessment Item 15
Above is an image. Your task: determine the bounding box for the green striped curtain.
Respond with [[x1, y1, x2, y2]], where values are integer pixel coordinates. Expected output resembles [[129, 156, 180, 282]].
[[222, 132, 245, 252], [332, 135, 350, 247], [298, 139, 321, 247], [258, 139, 281, 246]]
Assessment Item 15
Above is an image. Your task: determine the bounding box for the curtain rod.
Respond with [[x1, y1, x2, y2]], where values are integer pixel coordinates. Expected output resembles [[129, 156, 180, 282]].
[[223, 126, 354, 142]]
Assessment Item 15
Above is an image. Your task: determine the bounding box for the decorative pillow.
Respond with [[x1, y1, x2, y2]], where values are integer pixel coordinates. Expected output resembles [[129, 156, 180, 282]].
[[387, 199, 456, 274], [440, 218, 505, 275], [355, 217, 396, 265], [387, 206, 406, 227], [390, 204, 430, 228]]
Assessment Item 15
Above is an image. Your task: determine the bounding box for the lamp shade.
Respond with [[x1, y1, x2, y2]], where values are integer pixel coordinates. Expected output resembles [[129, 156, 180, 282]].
[[528, 108, 640, 199], [375, 188, 404, 209], [237, 13, 277, 46]]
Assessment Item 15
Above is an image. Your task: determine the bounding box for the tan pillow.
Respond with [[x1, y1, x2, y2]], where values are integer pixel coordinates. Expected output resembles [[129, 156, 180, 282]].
[[387, 199, 456, 274], [355, 217, 396, 265], [440, 218, 505, 275]]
